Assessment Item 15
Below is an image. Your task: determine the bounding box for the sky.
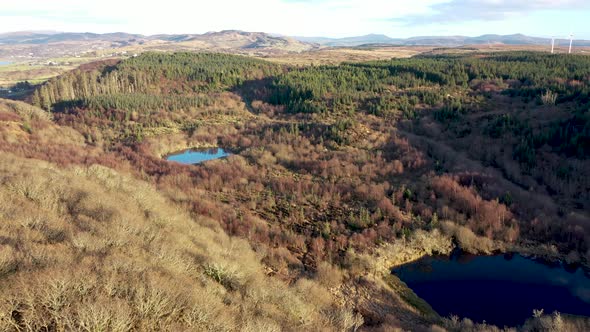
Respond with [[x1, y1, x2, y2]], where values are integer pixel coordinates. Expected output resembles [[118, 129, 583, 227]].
[[1, 0, 588, 39]]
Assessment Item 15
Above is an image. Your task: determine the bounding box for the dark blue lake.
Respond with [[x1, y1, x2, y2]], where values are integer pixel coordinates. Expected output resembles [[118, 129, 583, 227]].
[[165, 148, 230, 164], [393, 252, 590, 327]]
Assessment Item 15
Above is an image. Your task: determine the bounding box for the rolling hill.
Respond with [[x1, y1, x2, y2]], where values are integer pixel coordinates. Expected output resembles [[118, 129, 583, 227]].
[[4, 30, 590, 51], [0, 30, 316, 53], [176, 30, 315, 53]]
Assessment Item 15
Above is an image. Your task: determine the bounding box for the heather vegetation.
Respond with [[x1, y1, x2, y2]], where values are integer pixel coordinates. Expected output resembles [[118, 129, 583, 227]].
[[1, 51, 590, 330]]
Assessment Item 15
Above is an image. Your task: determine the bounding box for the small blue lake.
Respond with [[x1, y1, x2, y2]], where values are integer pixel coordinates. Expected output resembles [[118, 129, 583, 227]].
[[165, 148, 230, 164], [392, 251, 590, 327], [0, 61, 12, 66]]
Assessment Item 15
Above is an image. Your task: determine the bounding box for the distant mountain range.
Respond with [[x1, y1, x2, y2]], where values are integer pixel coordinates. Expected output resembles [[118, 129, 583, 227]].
[[0, 30, 312, 52], [1, 31, 589, 57], [0, 30, 314, 58], [293, 33, 590, 47]]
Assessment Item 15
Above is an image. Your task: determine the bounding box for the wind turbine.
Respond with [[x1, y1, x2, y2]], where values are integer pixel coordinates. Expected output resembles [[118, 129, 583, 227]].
[[569, 33, 574, 54]]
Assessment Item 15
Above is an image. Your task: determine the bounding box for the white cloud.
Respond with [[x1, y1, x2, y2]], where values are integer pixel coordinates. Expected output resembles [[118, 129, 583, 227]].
[[0, 0, 588, 38], [402, 0, 588, 24], [0, 0, 440, 37]]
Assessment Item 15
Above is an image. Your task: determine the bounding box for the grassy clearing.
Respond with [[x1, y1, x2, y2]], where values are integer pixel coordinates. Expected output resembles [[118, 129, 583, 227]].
[[264, 46, 430, 65], [0, 55, 120, 86], [0, 64, 71, 86]]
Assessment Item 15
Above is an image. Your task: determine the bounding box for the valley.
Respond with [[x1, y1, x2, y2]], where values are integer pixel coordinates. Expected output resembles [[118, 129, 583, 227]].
[[0, 47, 589, 331]]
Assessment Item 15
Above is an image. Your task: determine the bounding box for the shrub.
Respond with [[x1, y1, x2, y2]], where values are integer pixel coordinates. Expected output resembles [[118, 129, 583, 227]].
[[0, 154, 348, 331], [315, 261, 343, 288], [541, 90, 558, 105]]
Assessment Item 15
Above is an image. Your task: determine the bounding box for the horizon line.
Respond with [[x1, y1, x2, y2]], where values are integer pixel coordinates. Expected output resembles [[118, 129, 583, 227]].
[[0, 30, 588, 41]]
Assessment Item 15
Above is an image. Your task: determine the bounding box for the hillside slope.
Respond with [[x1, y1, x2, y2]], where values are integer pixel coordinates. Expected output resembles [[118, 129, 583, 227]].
[[0, 98, 361, 331], [182, 30, 315, 53]]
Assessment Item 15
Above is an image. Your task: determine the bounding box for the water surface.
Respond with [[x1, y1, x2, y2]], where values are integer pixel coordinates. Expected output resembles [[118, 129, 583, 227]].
[[393, 252, 590, 327], [0, 61, 12, 66], [165, 147, 230, 164]]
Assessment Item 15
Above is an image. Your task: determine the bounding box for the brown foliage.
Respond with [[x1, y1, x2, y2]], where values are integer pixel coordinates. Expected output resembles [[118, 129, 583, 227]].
[[0, 153, 355, 331]]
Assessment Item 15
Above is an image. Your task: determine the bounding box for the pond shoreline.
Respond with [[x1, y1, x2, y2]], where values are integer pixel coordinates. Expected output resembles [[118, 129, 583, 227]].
[[364, 225, 590, 325], [164, 147, 231, 165], [392, 250, 590, 327], [382, 226, 589, 272]]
